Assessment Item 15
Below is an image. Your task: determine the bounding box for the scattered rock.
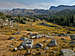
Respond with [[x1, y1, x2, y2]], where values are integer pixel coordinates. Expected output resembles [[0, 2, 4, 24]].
[[13, 47, 18, 51], [47, 39, 57, 47], [60, 49, 75, 56], [8, 37, 16, 40], [35, 43, 43, 48]]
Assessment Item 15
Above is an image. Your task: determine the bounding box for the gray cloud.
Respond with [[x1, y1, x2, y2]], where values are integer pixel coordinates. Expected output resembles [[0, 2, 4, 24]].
[[50, 0, 75, 6], [0, 1, 27, 8], [0, 0, 74, 9], [0, 1, 50, 9]]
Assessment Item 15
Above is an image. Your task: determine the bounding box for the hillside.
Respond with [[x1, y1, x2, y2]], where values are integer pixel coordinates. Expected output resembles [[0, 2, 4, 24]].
[[0, 10, 75, 56], [0, 17, 75, 56]]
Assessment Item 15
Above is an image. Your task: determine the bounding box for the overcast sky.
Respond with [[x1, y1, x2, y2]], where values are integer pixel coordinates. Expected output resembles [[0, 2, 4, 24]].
[[0, 0, 75, 9]]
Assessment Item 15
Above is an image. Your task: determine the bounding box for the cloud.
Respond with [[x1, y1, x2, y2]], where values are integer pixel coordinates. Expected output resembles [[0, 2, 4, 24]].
[[50, 0, 75, 6], [0, 1, 50, 9], [0, 0, 75, 9], [26, 3, 50, 9], [0, 1, 27, 8]]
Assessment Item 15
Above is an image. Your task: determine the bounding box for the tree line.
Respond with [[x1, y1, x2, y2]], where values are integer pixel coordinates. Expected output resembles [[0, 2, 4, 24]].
[[0, 9, 75, 27]]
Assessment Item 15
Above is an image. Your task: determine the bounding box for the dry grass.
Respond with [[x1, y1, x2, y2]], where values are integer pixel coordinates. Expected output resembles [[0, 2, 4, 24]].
[[0, 21, 75, 56]]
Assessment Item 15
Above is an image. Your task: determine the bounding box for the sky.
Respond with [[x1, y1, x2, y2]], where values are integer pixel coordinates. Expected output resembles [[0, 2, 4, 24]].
[[0, 0, 75, 9]]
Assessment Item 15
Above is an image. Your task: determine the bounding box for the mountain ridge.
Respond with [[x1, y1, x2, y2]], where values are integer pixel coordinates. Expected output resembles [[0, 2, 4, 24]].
[[1, 5, 75, 16], [49, 5, 75, 12]]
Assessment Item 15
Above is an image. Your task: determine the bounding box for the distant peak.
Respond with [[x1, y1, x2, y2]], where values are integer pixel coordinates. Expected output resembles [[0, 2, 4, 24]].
[[50, 5, 75, 8], [58, 5, 69, 7], [50, 6, 56, 9], [49, 5, 75, 12]]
